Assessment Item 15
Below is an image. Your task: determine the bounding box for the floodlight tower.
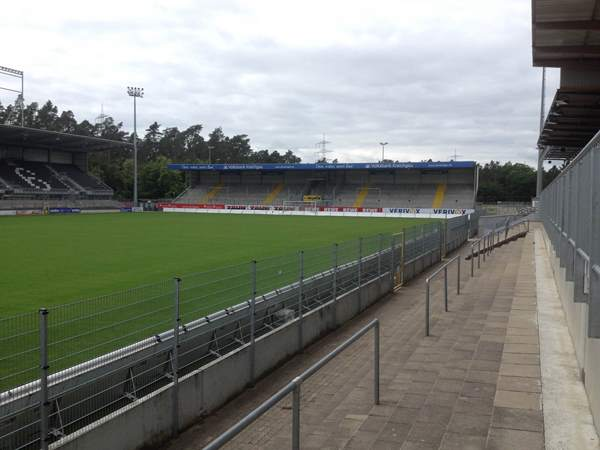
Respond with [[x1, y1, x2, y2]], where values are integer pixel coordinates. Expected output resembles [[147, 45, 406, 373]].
[[0, 65, 24, 126], [127, 86, 144, 207], [379, 142, 388, 162]]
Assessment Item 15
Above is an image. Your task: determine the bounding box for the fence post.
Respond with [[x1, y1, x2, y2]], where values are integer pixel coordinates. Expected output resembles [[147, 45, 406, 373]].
[[401, 231, 405, 285], [39, 308, 49, 450], [374, 321, 380, 405], [478, 239, 481, 268], [358, 237, 363, 309], [298, 251, 304, 351], [425, 281, 430, 336], [471, 245, 474, 277], [378, 234, 383, 277], [292, 378, 301, 450], [483, 236, 487, 262], [457, 255, 461, 295], [390, 235, 396, 290], [172, 277, 181, 437], [249, 261, 257, 386], [332, 244, 338, 328], [444, 266, 448, 312]]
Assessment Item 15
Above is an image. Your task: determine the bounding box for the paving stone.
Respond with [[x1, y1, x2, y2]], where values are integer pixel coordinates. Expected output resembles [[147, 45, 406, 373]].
[[499, 363, 541, 378], [487, 428, 544, 450], [447, 412, 491, 436], [492, 407, 543, 432], [389, 407, 420, 425], [461, 381, 497, 399], [497, 375, 541, 393], [439, 432, 486, 450], [494, 390, 541, 410], [406, 421, 446, 445]]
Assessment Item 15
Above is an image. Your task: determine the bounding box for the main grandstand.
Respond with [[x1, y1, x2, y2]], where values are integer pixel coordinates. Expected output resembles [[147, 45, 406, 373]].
[[168, 161, 478, 212], [0, 124, 128, 211]]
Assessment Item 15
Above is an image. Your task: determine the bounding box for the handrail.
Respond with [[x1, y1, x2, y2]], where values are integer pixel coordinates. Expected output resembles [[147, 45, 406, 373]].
[[469, 219, 530, 277], [425, 256, 460, 336], [203, 318, 380, 450]]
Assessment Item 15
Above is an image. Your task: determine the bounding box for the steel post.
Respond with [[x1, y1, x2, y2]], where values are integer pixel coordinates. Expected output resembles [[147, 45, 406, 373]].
[[478, 239, 481, 268], [374, 321, 380, 405], [425, 281, 430, 336], [471, 245, 474, 277], [457, 255, 461, 295], [390, 235, 396, 290], [39, 308, 49, 450], [444, 266, 448, 312], [332, 244, 338, 327], [358, 238, 363, 309], [172, 277, 181, 437], [250, 261, 257, 386], [298, 251, 304, 350], [292, 380, 301, 450], [378, 234, 383, 277], [401, 232, 406, 285]]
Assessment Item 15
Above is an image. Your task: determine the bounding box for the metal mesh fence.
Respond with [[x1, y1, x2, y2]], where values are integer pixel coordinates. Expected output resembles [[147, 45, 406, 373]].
[[539, 134, 599, 336], [0, 217, 475, 450]]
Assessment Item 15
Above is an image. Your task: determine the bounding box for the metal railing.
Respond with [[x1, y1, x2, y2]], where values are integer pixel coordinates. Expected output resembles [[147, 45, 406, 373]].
[[468, 219, 530, 277], [425, 255, 460, 336], [539, 130, 600, 336], [203, 319, 380, 450]]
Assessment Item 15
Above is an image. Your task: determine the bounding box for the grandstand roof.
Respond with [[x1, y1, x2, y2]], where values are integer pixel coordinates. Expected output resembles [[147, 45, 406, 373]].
[[538, 90, 600, 160], [532, 0, 600, 160], [0, 124, 132, 153], [168, 161, 476, 171], [532, 0, 600, 69]]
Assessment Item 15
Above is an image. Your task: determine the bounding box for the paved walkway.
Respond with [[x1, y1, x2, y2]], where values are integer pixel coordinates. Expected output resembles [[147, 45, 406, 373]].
[[162, 228, 596, 449]]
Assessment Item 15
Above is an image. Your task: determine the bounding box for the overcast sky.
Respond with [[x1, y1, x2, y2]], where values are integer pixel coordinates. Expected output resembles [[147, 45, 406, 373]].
[[1, 0, 558, 165]]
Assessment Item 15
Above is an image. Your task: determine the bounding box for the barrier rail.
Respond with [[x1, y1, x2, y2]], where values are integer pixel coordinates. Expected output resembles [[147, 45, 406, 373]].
[[425, 255, 460, 336], [203, 319, 380, 450], [469, 219, 530, 278]]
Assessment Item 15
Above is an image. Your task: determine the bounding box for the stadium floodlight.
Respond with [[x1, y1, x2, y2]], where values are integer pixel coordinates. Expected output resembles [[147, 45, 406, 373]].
[[127, 86, 144, 207], [379, 142, 388, 162], [0, 65, 24, 126]]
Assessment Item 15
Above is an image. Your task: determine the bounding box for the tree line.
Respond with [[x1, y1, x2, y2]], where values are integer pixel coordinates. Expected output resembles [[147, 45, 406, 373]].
[[476, 160, 561, 203], [1, 100, 561, 202]]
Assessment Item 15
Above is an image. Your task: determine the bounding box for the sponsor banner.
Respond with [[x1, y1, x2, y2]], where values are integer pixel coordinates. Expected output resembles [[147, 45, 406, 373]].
[[15, 209, 43, 216], [160, 202, 472, 217], [0, 210, 17, 216], [49, 207, 81, 214], [303, 195, 321, 202], [157, 203, 225, 210], [168, 161, 476, 172], [120, 207, 133, 212], [132, 206, 144, 213], [385, 208, 473, 215]]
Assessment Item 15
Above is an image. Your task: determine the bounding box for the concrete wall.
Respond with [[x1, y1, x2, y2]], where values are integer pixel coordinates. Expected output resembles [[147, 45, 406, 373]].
[[53, 274, 393, 450], [542, 228, 600, 435]]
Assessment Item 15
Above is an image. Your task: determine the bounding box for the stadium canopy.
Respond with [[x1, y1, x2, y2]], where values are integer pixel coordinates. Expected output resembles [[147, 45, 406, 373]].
[[0, 124, 132, 153], [168, 161, 476, 171], [533, 0, 600, 160]]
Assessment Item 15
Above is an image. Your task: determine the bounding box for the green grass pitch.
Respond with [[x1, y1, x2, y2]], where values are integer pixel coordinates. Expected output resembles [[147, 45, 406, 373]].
[[1, 212, 434, 316], [0, 212, 437, 389]]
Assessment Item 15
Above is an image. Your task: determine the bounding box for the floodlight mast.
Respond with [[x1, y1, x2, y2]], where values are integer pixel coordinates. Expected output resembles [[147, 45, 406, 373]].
[[127, 86, 144, 207], [0, 65, 24, 126], [379, 142, 388, 162]]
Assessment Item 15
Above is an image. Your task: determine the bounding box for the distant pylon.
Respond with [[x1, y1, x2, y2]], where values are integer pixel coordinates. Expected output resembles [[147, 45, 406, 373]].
[[315, 133, 332, 162]]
